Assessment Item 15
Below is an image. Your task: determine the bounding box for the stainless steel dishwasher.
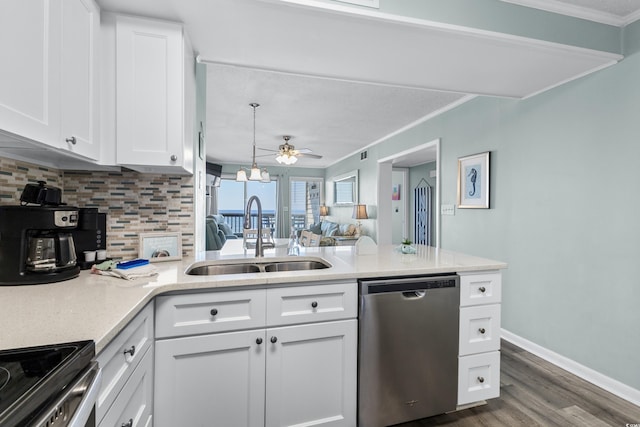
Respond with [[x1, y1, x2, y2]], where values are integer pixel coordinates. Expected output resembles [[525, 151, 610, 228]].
[[358, 274, 459, 427]]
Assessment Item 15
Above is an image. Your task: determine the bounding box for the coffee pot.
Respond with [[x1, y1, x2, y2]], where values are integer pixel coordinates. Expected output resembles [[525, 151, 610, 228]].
[[0, 201, 80, 285]]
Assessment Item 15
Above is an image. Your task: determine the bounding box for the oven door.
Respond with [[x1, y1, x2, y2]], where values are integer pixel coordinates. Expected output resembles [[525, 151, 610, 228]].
[[31, 361, 102, 427]]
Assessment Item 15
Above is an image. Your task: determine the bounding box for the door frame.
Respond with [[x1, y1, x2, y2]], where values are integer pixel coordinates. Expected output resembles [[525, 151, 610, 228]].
[[377, 138, 440, 247]]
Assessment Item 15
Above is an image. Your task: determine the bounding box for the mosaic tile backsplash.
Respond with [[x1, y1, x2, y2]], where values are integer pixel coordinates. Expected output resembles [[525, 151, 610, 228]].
[[0, 157, 195, 260]]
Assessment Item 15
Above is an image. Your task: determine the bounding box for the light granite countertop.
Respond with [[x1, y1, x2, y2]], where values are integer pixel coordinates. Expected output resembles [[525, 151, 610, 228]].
[[0, 241, 506, 353]]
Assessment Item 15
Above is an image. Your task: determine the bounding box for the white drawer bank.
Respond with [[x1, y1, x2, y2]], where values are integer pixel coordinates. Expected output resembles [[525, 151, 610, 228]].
[[154, 281, 358, 427], [457, 271, 502, 406], [96, 302, 154, 427]]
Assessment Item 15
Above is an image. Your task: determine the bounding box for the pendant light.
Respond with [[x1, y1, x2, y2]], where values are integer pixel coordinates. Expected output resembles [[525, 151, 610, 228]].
[[236, 103, 270, 183]]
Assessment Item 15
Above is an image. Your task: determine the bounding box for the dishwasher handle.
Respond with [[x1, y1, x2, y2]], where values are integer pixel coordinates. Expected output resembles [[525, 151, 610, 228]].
[[359, 275, 459, 295]]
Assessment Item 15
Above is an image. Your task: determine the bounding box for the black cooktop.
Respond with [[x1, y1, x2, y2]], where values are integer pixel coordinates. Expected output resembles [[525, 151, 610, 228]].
[[0, 341, 94, 427]]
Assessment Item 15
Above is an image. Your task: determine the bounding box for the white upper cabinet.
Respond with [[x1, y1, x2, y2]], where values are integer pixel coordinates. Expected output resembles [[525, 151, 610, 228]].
[[0, 0, 60, 146], [60, 0, 100, 160], [0, 0, 100, 162], [114, 15, 194, 175]]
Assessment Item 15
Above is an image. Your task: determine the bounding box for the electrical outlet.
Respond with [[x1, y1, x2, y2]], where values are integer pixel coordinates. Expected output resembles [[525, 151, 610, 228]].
[[441, 204, 455, 215]]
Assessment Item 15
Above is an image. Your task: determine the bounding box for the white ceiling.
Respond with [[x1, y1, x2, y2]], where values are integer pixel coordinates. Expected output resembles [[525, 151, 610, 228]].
[[96, 0, 629, 169]]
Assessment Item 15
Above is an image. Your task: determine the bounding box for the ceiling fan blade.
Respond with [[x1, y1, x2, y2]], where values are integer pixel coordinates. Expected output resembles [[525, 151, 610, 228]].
[[295, 148, 314, 154], [257, 147, 278, 153], [297, 153, 323, 159]]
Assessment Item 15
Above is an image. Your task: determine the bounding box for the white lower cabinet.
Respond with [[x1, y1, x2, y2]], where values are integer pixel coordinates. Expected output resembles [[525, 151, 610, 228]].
[[96, 302, 154, 427], [265, 320, 357, 427], [457, 271, 502, 406], [99, 346, 154, 427], [154, 283, 358, 427]]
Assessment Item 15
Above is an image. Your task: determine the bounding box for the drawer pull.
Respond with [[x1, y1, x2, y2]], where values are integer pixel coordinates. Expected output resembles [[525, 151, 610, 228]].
[[121, 419, 133, 427], [123, 345, 135, 357], [256, 338, 263, 345], [478, 286, 486, 293], [478, 328, 486, 334], [311, 301, 318, 308], [65, 136, 77, 145], [210, 308, 218, 316], [270, 336, 278, 344], [477, 376, 485, 384]]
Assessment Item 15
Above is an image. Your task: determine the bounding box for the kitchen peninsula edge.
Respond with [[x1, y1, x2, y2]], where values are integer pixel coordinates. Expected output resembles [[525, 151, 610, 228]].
[[0, 243, 506, 353]]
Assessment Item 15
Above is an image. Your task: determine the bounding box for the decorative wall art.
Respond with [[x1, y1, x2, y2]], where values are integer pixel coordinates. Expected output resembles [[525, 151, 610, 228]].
[[392, 184, 401, 201], [457, 151, 490, 209], [139, 232, 182, 262]]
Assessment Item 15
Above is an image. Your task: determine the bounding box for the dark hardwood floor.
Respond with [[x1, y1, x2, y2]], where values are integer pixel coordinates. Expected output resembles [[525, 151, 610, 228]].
[[395, 340, 640, 427]]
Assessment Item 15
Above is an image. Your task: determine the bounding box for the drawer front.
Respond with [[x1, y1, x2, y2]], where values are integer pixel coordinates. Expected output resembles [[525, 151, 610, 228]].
[[96, 302, 153, 423], [98, 346, 153, 427], [458, 351, 501, 405], [459, 271, 502, 307], [266, 283, 357, 327], [155, 289, 267, 338], [459, 304, 501, 356]]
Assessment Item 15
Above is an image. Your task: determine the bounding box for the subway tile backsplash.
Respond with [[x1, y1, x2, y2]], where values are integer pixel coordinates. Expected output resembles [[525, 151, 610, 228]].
[[0, 157, 194, 260]]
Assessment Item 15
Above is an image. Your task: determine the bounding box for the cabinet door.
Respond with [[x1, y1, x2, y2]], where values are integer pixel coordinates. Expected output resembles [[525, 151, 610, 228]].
[[98, 346, 153, 427], [116, 15, 184, 169], [155, 330, 266, 427], [265, 320, 357, 427], [0, 0, 60, 145], [60, 0, 100, 160]]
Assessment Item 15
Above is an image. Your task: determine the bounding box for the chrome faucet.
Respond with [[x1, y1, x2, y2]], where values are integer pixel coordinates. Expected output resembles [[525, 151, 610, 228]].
[[244, 195, 264, 257]]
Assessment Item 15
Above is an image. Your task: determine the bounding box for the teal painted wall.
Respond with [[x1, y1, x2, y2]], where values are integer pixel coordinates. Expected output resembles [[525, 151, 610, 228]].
[[329, 34, 640, 391]]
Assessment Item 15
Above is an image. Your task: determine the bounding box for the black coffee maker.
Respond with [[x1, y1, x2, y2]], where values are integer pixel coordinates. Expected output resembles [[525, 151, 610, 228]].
[[0, 182, 81, 285]]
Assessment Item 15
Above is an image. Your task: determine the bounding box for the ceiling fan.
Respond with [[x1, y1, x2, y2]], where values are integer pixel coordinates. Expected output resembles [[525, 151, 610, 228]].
[[259, 136, 323, 165]]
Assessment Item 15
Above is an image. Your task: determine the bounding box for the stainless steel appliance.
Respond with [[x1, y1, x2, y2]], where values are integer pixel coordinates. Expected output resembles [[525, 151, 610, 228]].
[[0, 341, 101, 427], [0, 206, 81, 285], [358, 274, 460, 427]]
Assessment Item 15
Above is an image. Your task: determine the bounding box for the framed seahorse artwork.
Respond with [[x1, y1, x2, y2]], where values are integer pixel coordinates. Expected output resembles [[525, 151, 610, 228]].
[[457, 151, 490, 209]]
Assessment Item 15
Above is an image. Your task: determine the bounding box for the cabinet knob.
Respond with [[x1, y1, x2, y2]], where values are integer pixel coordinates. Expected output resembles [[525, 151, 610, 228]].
[[65, 136, 77, 145], [478, 286, 486, 293], [123, 345, 135, 357], [256, 338, 263, 345], [210, 308, 218, 316], [477, 376, 485, 384], [270, 336, 278, 344], [170, 154, 178, 162], [311, 301, 318, 308], [121, 419, 133, 427], [478, 328, 486, 334]]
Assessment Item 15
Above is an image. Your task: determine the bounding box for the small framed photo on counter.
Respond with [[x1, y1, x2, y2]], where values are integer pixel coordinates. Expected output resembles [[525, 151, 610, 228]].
[[139, 232, 182, 262], [457, 151, 490, 209]]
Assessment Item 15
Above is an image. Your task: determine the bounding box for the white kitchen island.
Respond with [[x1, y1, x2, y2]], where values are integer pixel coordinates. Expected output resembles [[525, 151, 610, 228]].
[[0, 242, 506, 427]]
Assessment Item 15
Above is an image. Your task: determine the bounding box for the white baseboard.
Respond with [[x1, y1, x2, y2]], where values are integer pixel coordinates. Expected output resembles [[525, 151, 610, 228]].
[[501, 328, 640, 407]]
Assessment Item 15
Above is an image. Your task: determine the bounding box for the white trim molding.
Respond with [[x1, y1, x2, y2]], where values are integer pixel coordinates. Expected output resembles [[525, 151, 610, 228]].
[[502, 329, 640, 407], [501, 0, 640, 27]]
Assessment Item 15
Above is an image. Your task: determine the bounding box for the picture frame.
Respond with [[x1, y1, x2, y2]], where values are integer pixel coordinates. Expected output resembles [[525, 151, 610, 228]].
[[392, 184, 401, 201], [457, 151, 490, 209], [139, 232, 182, 262]]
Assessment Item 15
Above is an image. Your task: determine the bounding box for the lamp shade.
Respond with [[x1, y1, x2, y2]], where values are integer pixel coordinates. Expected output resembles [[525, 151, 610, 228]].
[[320, 205, 329, 216], [352, 204, 368, 220], [236, 169, 248, 182]]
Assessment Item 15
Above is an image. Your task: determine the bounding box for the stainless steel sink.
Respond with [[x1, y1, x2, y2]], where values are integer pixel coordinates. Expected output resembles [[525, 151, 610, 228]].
[[263, 261, 330, 272], [185, 257, 331, 276], [186, 263, 262, 275]]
